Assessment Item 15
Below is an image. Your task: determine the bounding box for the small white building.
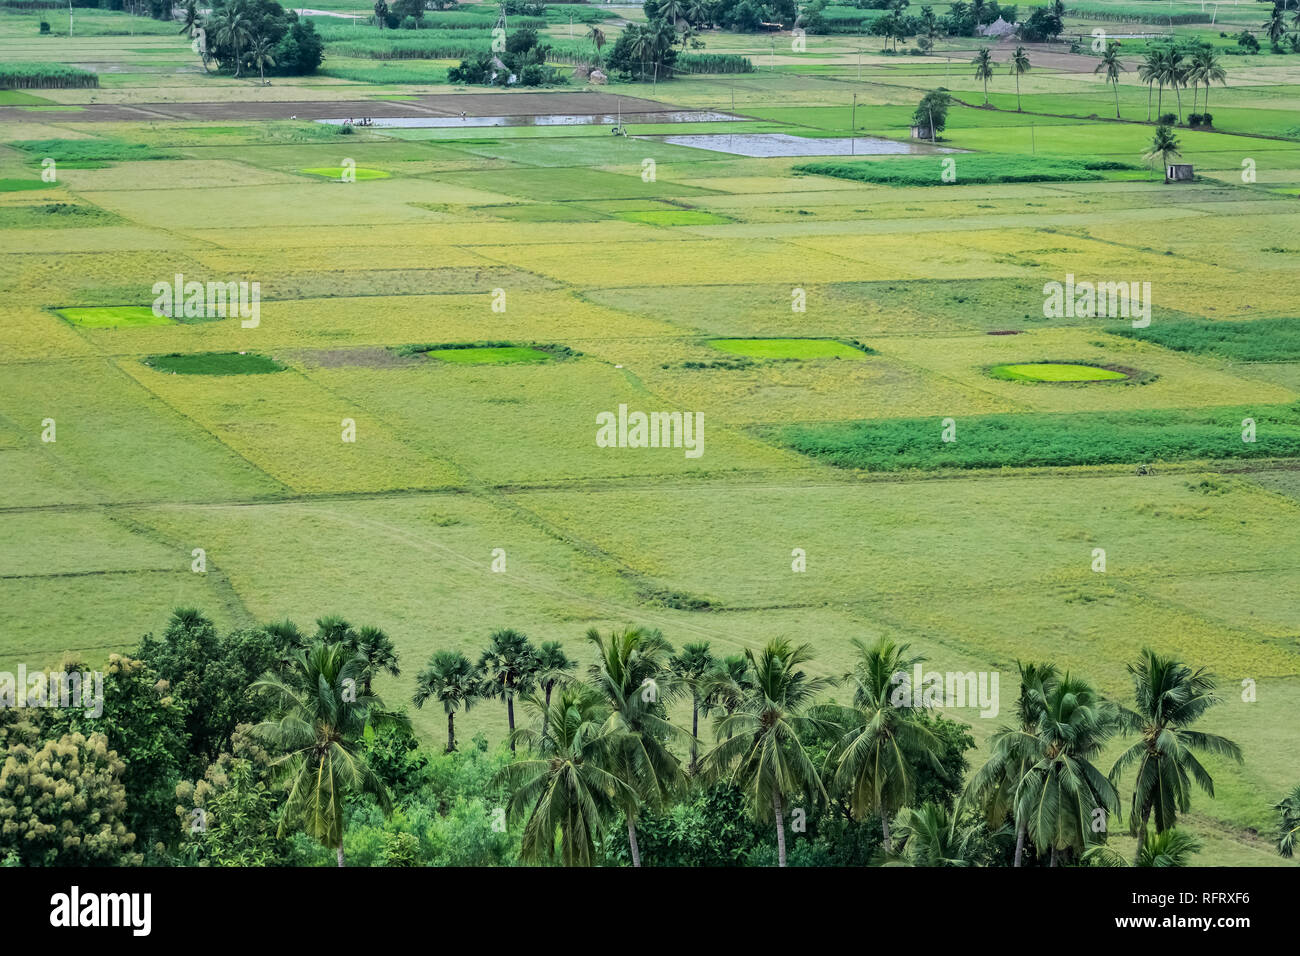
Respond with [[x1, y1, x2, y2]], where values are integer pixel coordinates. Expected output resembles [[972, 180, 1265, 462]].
[[1166, 163, 1194, 183]]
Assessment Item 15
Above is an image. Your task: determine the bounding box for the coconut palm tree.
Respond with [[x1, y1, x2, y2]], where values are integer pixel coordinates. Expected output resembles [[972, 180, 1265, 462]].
[[251, 642, 404, 866], [533, 640, 576, 742], [1275, 785, 1300, 857], [478, 628, 539, 752], [972, 48, 994, 106], [1196, 46, 1226, 113], [1144, 124, 1181, 178], [1165, 46, 1187, 123], [686, 0, 710, 26], [1083, 826, 1203, 867], [412, 650, 479, 752], [585, 625, 688, 866], [893, 802, 990, 866], [1009, 45, 1030, 111], [1095, 42, 1125, 118], [1014, 674, 1120, 866], [702, 652, 755, 718], [669, 641, 716, 773], [1138, 48, 1161, 121], [354, 625, 399, 697], [497, 684, 629, 866], [214, 2, 252, 78], [964, 661, 1060, 866], [1265, 1, 1287, 47], [1109, 649, 1242, 860], [249, 33, 276, 86], [659, 0, 685, 27], [703, 638, 833, 866], [822, 636, 945, 852], [586, 24, 606, 61]]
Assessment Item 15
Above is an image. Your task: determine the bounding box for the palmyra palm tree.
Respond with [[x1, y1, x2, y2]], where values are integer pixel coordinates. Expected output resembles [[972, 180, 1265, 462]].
[[964, 661, 1059, 867], [1144, 124, 1182, 178], [703, 638, 832, 866], [1014, 674, 1120, 866], [669, 641, 716, 773], [823, 636, 945, 852], [354, 624, 399, 696], [250, 33, 276, 86], [585, 625, 688, 866], [1084, 826, 1203, 867], [1275, 785, 1300, 857], [1109, 649, 1242, 860], [533, 640, 576, 742], [971, 48, 994, 106], [1095, 41, 1125, 118], [1138, 48, 1161, 121], [478, 629, 538, 752], [412, 649, 480, 752], [1009, 45, 1030, 112], [251, 642, 405, 866], [497, 684, 630, 866]]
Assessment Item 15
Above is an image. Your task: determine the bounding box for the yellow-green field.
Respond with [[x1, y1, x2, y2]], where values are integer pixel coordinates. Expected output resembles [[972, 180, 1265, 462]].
[[2, 3, 1298, 866]]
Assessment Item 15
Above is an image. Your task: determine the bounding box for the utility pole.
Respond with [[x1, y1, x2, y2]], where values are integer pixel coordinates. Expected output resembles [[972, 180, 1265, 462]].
[[68, 0, 73, 37], [851, 93, 857, 155]]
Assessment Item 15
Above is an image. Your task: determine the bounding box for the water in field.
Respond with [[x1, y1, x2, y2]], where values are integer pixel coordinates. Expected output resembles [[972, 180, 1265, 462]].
[[649, 132, 960, 157], [318, 111, 740, 129]]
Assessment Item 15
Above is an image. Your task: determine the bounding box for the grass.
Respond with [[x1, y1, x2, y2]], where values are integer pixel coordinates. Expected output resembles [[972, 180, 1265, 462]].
[[772, 404, 1300, 471], [422, 345, 553, 364], [989, 362, 1131, 382], [796, 155, 1146, 187], [1112, 317, 1300, 362], [8, 138, 177, 167], [143, 352, 287, 375], [0, 178, 50, 192], [300, 166, 393, 180], [708, 338, 874, 360], [56, 306, 172, 328]]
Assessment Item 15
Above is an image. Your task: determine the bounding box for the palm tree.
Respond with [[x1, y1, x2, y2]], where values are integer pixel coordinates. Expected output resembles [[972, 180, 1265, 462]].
[[823, 636, 945, 851], [586, 24, 606, 63], [1196, 47, 1226, 113], [1009, 45, 1030, 111], [1166, 46, 1187, 123], [355, 625, 399, 696], [264, 618, 308, 675], [1084, 826, 1202, 867], [585, 625, 688, 866], [703, 638, 833, 867], [497, 684, 629, 866], [1144, 124, 1181, 178], [1138, 49, 1161, 121], [1265, 1, 1287, 47], [893, 802, 989, 866], [478, 629, 538, 752], [686, 0, 710, 26], [702, 652, 755, 718], [412, 650, 479, 752], [534, 640, 576, 742], [1015, 674, 1120, 866], [669, 641, 716, 773], [1109, 649, 1242, 861], [972, 48, 994, 106], [625, 23, 650, 80], [1275, 785, 1300, 857], [249, 33, 276, 86], [964, 661, 1059, 866], [214, 2, 252, 78], [251, 642, 404, 866], [659, 0, 684, 26], [1095, 42, 1125, 118]]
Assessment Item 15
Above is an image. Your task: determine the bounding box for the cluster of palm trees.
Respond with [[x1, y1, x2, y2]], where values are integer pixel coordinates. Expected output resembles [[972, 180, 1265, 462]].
[[421, 625, 1243, 868], [1263, 1, 1300, 53], [970, 46, 1032, 111], [179, 0, 279, 83], [1135, 43, 1227, 124]]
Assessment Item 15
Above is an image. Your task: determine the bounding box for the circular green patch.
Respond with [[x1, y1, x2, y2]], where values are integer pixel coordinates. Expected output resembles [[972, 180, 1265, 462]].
[[145, 352, 285, 375], [990, 362, 1130, 383], [300, 167, 391, 181]]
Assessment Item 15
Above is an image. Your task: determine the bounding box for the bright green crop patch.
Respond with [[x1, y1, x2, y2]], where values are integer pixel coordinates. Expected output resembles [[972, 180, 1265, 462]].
[[795, 155, 1143, 187], [144, 352, 287, 375], [709, 338, 873, 360], [422, 346, 553, 364], [0, 179, 50, 193], [300, 166, 392, 180], [990, 362, 1130, 382], [1112, 317, 1300, 362], [57, 306, 172, 328], [9, 138, 177, 167], [772, 404, 1300, 471]]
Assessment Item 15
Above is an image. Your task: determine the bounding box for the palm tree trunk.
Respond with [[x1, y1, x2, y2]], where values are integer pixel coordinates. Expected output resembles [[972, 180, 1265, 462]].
[[336, 842, 345, 867], [506, 690, 516, 752], [984, 76, 989, 105], [1013, 820, 1027, 867], [1136, 804, 1152, 864], [541, 683, 553, 741], [881, 812, 892, 852], [1016, 73, 1021, 111], [1049, 845, 1058, 867], [1114, 80, 1120, 118], [1146, 82, 1152, 121], [1174, 83, 1183, 122], [689, 695, 699, 773], [446, 712, 455, 753], [1157, 82, 1163, 118], [773, 792, 787, 867], [627, 817, 642, 867]]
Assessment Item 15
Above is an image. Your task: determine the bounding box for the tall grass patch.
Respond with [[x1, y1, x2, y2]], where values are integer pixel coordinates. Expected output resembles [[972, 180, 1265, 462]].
[[1112, 317, 1300, 362]]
